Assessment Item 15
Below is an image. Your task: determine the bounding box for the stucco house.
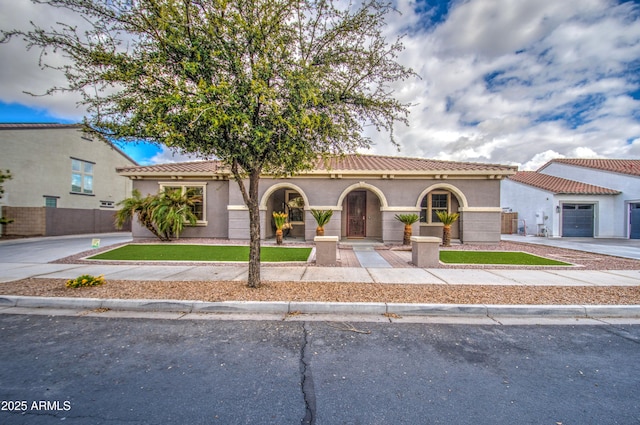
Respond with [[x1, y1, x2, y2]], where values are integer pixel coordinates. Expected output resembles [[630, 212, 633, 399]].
[[501, 159, 640, 239], [0, 123, 137, 236], [118, 154, 517, 244]]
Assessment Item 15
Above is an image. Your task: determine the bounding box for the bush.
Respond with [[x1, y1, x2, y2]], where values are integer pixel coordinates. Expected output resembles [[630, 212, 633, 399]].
[[66, 274, 106, 288]]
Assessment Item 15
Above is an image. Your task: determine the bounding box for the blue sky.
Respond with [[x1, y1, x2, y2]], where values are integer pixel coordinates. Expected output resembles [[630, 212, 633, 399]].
[[1, 0, 639, 169]]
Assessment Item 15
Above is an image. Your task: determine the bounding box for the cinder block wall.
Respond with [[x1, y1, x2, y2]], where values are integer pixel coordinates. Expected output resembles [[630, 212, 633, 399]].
[[1, 206, 46, 236], [1, 206, 127, 237]]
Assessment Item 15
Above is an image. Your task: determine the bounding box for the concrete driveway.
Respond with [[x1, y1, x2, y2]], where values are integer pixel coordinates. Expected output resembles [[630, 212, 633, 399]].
[[0, 232, 132, 264], [502, 234, 640, 260]]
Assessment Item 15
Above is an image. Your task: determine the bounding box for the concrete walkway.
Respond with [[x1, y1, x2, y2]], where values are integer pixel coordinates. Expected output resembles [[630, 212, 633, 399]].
[[1, 233, 639, 320], [352, 245, 392, 268]]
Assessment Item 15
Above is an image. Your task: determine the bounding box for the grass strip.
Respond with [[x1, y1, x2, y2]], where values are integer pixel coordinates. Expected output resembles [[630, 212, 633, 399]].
[[440, 250, 570, 266], [89, 244, 312, 262]]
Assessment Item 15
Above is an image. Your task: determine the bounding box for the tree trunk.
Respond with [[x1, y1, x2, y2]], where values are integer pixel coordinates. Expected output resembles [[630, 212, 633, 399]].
[[276, 229, 283, 244], [247, 170, 262, 288], [442, 225, 451, 247], [316, 226, 324, 236], [403, 224, 412, 245]]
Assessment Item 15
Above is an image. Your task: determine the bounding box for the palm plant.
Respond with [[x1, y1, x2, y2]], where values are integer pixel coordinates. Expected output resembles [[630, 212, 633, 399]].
[[310, 209, 333, 236], [115, 189, 168, 241], [151, 188, 200, 239], [272, 211, 288, 244], [435, 211, 460, 247], [115, 188, 201, 241], [394, 213, 420, 245]]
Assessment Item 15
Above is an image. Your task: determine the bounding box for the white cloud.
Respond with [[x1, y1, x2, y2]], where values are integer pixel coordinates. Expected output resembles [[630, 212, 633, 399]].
[[147, 147, 203, 165], [1, 0, 639, 169]]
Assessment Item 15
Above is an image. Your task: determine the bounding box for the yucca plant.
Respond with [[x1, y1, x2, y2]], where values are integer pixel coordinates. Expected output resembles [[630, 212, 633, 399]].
[[273, 211, 288, 244], [311, 209, 333, 236], [394, 213, 420, 245], [435, 211, 460, 247]]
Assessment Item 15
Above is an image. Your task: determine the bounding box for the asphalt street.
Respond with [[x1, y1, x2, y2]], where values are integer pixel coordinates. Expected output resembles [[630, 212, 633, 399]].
[[0, 314, 639, 425]]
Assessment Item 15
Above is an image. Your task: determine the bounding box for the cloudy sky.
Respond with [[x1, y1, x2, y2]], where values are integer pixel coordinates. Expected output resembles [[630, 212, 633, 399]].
[[1, 0, 639, 169]]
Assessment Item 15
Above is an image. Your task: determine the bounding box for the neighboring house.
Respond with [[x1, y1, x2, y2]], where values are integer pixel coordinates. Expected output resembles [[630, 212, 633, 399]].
[[0, 123, 137, 236], [501, 159, 640, 239], [117, 154, 517, 243]]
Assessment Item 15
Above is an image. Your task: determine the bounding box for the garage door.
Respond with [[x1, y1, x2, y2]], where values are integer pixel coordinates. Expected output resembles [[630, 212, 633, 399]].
[[562, 204, 594, 237], [631, 204, 640, 239]]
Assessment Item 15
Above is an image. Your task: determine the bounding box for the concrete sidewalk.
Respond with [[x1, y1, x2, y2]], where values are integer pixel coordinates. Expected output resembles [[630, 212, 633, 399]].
[[1, 233, 639, 320], [1, 260, 640, 286], [1, 260, 639, 320]]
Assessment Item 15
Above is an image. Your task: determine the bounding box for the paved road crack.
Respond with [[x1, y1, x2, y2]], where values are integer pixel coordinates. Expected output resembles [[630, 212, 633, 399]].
[[300, 322, 316, 425]]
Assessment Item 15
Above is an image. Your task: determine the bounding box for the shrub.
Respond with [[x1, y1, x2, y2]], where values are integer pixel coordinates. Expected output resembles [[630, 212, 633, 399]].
[[66, 274, 106, 288]]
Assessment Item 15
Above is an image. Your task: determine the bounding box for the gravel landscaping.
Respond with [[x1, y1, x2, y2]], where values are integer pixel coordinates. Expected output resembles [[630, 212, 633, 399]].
[[1, 239, 638, 305]]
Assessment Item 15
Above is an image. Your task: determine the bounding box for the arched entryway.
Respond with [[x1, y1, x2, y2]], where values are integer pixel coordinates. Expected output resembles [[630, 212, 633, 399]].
[[261, 183, 308, 241], [337, 183, 387, 240], [416, 184, 467, 240]]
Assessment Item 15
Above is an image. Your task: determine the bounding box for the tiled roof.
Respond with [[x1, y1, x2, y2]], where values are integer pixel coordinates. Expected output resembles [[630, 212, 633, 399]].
[[118, 154, 517, 176], [117, 160, 222, 174], [539, 158, 640, 177], [312, 155, 516, 173], [0, 123, 82, 129], [508, 171, 620, 195]]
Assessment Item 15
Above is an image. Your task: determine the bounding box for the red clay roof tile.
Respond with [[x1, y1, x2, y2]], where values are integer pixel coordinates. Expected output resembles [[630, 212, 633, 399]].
[[539, 158, 640, 177], [508, 171, 620, 195], [118, 154, 517, 175]]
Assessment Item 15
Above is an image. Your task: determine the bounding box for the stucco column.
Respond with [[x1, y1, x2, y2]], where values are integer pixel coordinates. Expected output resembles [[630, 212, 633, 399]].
[[411, 236, 441, 268], [314, 236, 339, 266]]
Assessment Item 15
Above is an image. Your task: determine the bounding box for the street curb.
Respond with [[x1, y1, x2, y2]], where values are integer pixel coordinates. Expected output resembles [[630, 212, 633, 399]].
[[1, 295, 640, 318]]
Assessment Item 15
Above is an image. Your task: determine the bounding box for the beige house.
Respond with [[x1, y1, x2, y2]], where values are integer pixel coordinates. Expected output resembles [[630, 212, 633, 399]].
[[118, 154, 517, 244], [0, 123, 137, 236]]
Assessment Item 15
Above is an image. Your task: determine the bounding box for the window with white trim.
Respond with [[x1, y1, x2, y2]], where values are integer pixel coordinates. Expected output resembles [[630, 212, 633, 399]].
[[159, 183, 206, 224], [420, 191, 451, 223], [71, 158, 94, 194]]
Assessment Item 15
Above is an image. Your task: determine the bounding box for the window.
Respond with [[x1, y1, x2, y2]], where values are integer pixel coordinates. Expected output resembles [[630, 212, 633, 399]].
[[44, 196, 58, 208], [286, 190, 304, 223], [100, 200, 115, 209], [159, 183, 206, 224], [71, 158, 94, 195], [420, 191, 451, 223]]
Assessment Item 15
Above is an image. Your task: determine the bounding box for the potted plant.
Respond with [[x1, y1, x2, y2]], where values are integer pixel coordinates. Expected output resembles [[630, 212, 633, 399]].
[[435, 211, 460, 247], [394, 213, 419, 245], [273, 211, 288, 245], [311, 209, 333, 236]]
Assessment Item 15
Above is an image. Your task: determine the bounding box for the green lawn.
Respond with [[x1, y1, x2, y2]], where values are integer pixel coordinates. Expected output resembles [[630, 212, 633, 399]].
[[439, 250, 570, 266], [89, 244, 312, 262]]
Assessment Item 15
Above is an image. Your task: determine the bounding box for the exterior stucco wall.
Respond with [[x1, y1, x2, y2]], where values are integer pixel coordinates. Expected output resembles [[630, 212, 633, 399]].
[[501, 180, 554, 236], [130, 179, 230, 239], [459, 210, 502, 243], [223, 176, 503, 242], [0, 127, 135, 210]]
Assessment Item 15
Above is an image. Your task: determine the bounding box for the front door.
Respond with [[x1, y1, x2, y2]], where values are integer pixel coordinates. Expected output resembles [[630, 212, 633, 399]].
[[347, 191, 366, 238]]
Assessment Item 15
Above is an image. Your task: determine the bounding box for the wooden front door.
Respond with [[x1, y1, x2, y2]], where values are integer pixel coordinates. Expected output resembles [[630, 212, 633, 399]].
[[347, 191, 366, 237]]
